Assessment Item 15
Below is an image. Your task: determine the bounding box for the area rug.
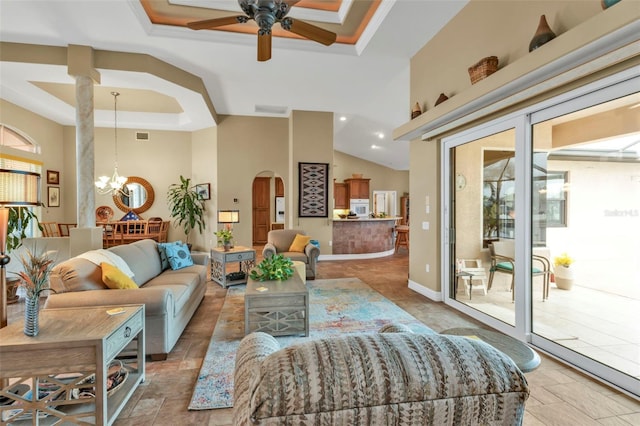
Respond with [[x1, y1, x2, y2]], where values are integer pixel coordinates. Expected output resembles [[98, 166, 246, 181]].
[[188, 277, 434, 410]]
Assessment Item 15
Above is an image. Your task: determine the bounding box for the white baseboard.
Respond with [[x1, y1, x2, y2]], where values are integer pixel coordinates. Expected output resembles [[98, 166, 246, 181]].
[[319, 249, 395, 261], [408, 279, 443, 302]]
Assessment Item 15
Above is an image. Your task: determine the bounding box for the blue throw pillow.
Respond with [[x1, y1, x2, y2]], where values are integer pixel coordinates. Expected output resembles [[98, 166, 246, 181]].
[[164, 242, 193, 270], [156, 242, 176, 271]]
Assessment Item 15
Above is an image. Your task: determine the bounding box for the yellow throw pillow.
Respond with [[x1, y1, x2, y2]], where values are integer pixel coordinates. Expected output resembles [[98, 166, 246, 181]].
[[289, 234, 311, 252], [101, 262, 138, 290]]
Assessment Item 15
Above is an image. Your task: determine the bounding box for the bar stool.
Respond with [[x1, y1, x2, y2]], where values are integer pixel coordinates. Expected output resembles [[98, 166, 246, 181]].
[[395, 225, 409, 253]]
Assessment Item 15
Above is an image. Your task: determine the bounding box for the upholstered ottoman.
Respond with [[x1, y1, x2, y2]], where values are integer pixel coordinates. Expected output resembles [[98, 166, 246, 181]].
[[233, 324, 529, 425]]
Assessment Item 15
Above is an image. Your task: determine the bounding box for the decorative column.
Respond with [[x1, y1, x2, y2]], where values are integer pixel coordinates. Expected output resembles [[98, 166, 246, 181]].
[[68, 45, 100, 228]]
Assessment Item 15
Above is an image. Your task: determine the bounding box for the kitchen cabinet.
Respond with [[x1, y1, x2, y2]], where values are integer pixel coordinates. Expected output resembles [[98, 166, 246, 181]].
[[334, 181, 347, 209], [344, 178, 370, 200], [400, 196, 410, 225]]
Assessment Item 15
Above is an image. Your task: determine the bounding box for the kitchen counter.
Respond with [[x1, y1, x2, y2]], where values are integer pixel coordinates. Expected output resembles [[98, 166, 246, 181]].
[[332, 217, 400, 255], [333, 217, 401, 222]]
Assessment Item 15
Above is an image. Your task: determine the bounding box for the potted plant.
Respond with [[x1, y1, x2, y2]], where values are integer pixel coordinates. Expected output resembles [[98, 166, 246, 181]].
[[14, 246, 55, 336], [6, 207, 42, 252], [249, 254, 294, 282], [167, 176, 206, 248], [553, 252, 574, 290], [214, 228, 233, 251]]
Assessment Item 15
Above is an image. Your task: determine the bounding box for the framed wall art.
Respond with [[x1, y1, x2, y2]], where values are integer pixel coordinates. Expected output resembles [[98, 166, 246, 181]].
[[48, 186, 60, 207], [298, 162, 329, 218], [196, 183, 211, 200], [47, 170, 60, 185]]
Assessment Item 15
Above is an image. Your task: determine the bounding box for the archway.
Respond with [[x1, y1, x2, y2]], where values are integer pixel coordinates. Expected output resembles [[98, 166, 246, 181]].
[[252, 171, 284, 245]]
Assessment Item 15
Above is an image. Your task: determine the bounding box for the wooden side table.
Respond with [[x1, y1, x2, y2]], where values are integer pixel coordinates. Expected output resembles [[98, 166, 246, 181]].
[[245, 273, 309, 337], [210, 246, 256, 288], [0, 305, 145, 425]]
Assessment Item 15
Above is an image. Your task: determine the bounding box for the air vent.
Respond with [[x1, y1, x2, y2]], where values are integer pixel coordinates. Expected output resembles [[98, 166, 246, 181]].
[[255, 104, 288, 115], [135, 131, 150, 141]]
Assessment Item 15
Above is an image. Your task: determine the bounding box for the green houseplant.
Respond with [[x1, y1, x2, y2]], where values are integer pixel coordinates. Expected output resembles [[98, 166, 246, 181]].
[[249, 254, 294, 282], [167, 176, 206, 246], [214, 228, 233, 251], [7, 207, 42, 252]]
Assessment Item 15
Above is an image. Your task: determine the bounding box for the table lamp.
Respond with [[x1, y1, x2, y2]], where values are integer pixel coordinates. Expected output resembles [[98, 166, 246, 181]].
[[0, 169, 41, 328], [217, 210, 239, 247]]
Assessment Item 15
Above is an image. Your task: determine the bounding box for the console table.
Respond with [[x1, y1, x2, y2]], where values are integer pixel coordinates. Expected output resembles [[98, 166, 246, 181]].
[[210, 246, 256, 288], [0, 305, 145, 425]]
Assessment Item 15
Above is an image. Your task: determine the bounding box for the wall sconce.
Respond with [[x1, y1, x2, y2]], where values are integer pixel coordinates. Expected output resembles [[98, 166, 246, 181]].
[[0, 169, 41, 328]]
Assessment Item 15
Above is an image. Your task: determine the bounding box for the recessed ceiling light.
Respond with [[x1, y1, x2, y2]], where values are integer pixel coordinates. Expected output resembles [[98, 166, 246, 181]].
[[377, 132, 384, 139], [339, 116, 347, 121]]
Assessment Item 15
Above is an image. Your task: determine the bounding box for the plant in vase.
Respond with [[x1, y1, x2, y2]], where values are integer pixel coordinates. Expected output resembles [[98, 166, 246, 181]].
[[215, 229, 234, 251], [167, 175, 206, 248], [14, 247, 55, 336], [249, 254, 294, 282], [553, 252, 574, 290]]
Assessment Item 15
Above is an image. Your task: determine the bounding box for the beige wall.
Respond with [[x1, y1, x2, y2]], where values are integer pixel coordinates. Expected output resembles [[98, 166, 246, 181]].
[[217, 114, 289, 249], [191, 126, 217, 251], [407, 0, 629, 295], [290, 110, 334, 254], [0, 99, 67, 223]]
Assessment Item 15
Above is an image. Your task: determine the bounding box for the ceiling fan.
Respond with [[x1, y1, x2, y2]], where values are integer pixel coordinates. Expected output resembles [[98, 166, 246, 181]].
[[187, 0, 337, 61]]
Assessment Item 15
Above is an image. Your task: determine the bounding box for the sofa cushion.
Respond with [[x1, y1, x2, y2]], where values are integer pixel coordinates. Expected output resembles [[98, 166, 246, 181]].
[[50, 258, 107, 293], [143, 270, 201, 316], [247, 332, 529, 422], [109, 239, 162, 286], [163, 242, 194, 270], [101, 262, 138, 289]]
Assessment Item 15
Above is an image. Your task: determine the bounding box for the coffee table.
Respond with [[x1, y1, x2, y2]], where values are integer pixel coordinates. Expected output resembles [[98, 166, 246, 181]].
[[441, 327, 541, 372], [245, 273, 309, 337]]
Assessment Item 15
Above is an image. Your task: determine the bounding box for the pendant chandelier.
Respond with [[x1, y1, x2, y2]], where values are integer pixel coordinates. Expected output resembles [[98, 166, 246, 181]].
[[95, 91, 128, 195]]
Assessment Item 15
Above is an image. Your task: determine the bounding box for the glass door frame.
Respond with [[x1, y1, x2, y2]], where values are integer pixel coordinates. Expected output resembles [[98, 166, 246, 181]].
[[441, 67, 639, 397]]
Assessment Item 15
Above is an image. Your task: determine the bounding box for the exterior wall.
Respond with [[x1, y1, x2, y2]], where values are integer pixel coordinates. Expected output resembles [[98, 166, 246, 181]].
[[407, 0, 628, 295]]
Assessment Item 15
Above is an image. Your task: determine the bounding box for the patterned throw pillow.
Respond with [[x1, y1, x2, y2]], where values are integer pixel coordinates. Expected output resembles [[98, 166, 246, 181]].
[[157, 242, 179, 271], [164, 242, 194, 270], [101, 262, 138, 289]]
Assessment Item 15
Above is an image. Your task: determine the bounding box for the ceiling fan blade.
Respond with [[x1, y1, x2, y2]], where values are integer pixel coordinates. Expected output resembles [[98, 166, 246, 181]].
[[283, 18, 336, 46], [257, 32, 272, 62], [187, 15, 246, 30]]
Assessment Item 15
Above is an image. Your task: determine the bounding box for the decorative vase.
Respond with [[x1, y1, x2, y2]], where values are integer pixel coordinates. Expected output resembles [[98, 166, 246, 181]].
[[24, 295, 40, 336], [435, 93, 449, 106], [529, 15, 556, 52], [554, 265, 574, 290], [223, 242, 232, 252], [411, 102, 422, 119]]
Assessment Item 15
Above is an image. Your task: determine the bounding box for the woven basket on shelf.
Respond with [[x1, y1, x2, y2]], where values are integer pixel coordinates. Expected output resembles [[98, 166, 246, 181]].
[[468, 56, 499, 84]]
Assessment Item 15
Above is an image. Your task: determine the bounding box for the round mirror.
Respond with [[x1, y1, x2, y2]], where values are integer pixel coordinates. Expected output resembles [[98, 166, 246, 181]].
[[113, 176, 155, 215]]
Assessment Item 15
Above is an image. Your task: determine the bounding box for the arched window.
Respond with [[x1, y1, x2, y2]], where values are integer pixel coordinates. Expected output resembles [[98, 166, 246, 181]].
[[0, 124, 40, 154]]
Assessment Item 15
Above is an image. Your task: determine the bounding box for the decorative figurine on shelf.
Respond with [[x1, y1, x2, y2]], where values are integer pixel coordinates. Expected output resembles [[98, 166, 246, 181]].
[[435, 93, 449, 106], [529, 14, 556, 52], [411, 102, 422, 119]]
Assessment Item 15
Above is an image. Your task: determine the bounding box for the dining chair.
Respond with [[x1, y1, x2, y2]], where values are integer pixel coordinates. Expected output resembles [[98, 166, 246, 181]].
[[488, 242, 551, 301], [41, 222, 60, 237], [57, 223, 77, 237]]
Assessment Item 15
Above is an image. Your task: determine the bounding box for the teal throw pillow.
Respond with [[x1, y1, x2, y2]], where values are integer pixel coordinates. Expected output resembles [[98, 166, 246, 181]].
[[157, 241, 183, 271], [164, 242, 193, 270]]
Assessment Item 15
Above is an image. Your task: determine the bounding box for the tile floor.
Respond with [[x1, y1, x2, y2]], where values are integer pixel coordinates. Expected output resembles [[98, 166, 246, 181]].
[[5, 250, 640, 425]]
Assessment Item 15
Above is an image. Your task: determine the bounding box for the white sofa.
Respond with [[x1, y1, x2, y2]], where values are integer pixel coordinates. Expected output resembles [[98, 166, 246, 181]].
[[45, 239, 208, 360]]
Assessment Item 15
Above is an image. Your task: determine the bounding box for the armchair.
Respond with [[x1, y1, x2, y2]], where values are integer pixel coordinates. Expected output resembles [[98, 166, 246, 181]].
[[262, 229, 319, 280]]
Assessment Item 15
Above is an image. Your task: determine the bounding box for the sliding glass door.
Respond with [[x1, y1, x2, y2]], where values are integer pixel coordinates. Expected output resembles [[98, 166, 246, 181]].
[[443, 69, 639, 396]]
